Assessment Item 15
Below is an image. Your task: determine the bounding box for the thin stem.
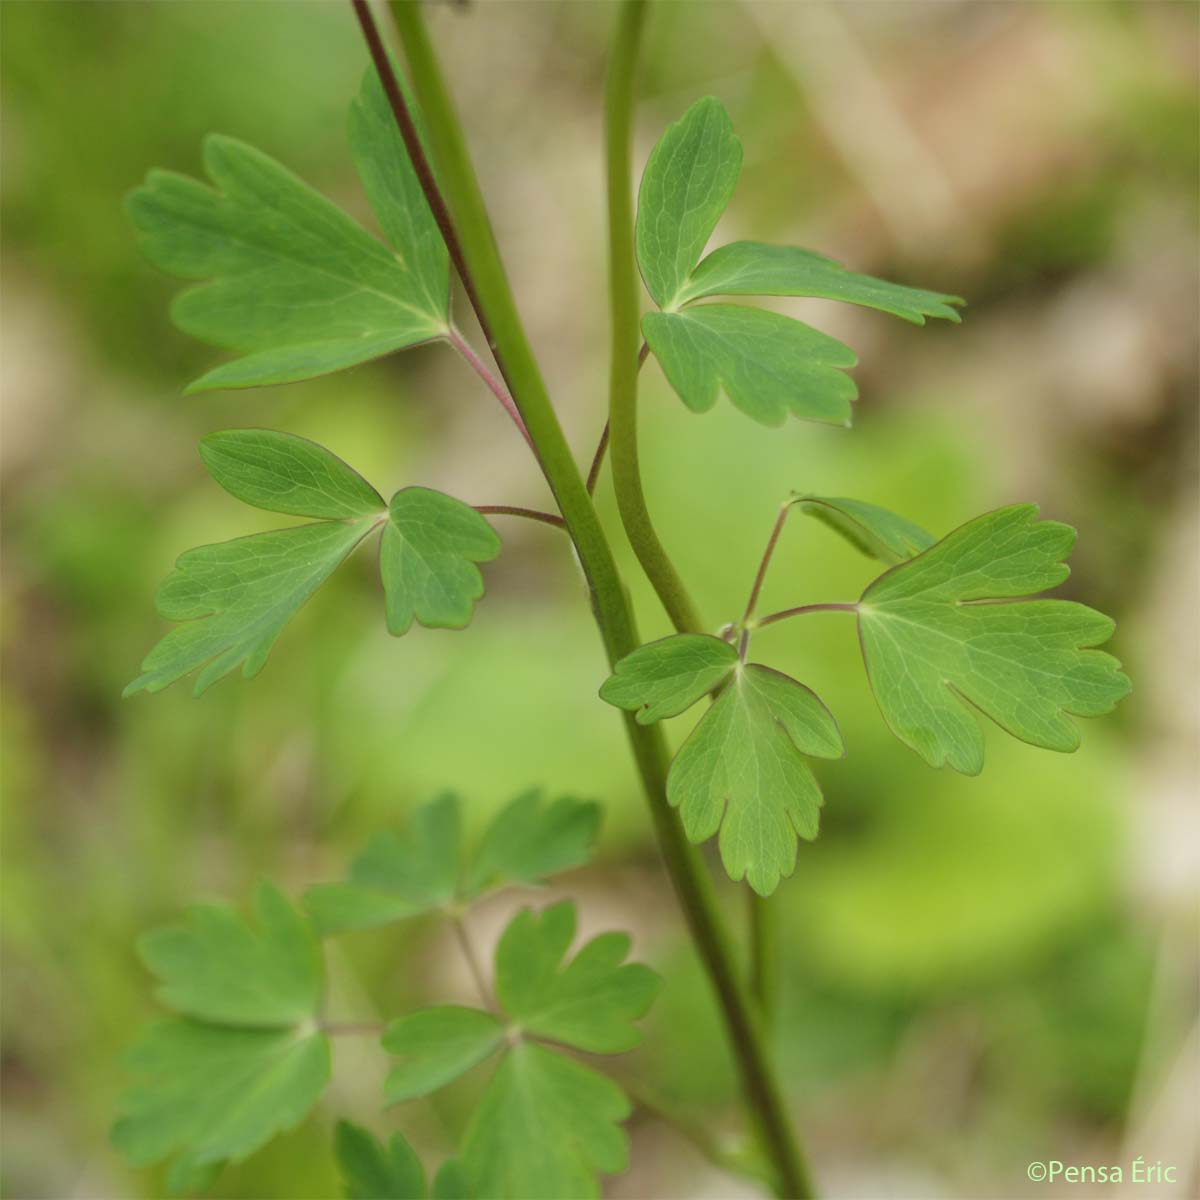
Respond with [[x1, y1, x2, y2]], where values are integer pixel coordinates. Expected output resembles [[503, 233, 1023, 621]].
[[604, 8, 703, 637], [742, 502, 797, 627], [451, 913, 493, 1011], [474, 504, 567, 530], [748, 891, 776, 1026], [375, 5, 814, 1196], [585, 423, 610, 495], [447, 324, 536, 454], [585, 341, 649, 495], [755, 602, 860, 629], [625, 1078, 775, 1189]]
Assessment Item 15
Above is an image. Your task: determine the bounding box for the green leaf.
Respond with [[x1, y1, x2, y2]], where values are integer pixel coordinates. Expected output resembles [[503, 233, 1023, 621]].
[[382, 1007, 505, 1104], [676, 242, 965, 323], [494, 902, 659, 1053], [126, 69, 447, 393], [112, 1020, 330, 1172], [431, 1161, 469, 1200], [124, 516, 379, 697], [111, 885, 330, 1178], [599, 633, 738, 724], [459, 1042, 630, 1200], [199, 430, 385, 519], [643, 305, 857, 428], [796, 495, 935, 565], [349, 66, 449, 326], [669, 665, 845, 896], [335, 1122, 427, 1200], [137, 881, 324, 1026], [464, 791, 602, 897], [856, 504, 1131, 775], [636, 96, 743, 310], [304, 793, 461, 935], [380, 489, 501, 636]]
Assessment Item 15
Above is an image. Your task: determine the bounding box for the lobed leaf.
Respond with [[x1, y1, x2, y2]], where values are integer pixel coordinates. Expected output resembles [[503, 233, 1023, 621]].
[[459, 1042, 630, 1200], [382, 1006, 505, 1104], [667, 665, 845, 896], [599, 633, 738, 724], [643, 305, 858, 428], [305, 793, 461, 935], [856, 504, 1131, 774], [111, 1020, 330, 1173], [199, 430, 385, 520], [494, 902, 660, 1054], [380, 488, 501, 636], [306, 791, 602, 935], [137, 881, 324, 1027], [111, 884, 331, 1180], [677, 241, 964, 323], [124, 517, 379, 697], [464, 790, 602, 897], [797, 495, 935, 565], [335, 1121, 427, 1200], [636, 97, 742, 310], [126, 69, 448, 392]]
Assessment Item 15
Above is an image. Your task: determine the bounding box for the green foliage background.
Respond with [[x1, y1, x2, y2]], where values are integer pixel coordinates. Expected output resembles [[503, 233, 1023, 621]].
[[2, 2, 1196, 1197]]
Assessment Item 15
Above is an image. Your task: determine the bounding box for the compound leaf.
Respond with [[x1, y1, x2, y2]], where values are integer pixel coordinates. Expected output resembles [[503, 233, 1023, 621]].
[[380, 489, 501, 636], [382, 1006, 505, 1104], [138, 881, 324, 1026], [459, 1042, 630, 1200], [856, 504, 1131, 774], [636, 96, 742, 310], [199, 430, 385, 520], [797, 495, 935, 565], [304, 793, 461, 935], [643, 305, 857, 428], [494, 902, 659, 1053], [112, 1021, 330, 1173], [111, 884, 330, 1178], [126, 70, 448, 393], [464, 791, 601, 897], [124, 517, 378, 697], [335, 1122, 427, 1200], [599, 633, 738, 724], [677, 241, 964, 323], [668, 665, 845, 896]]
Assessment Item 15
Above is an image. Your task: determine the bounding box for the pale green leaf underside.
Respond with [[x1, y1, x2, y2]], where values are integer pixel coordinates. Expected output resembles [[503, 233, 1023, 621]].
[[599, 633, 737, 724], [335, 1121, 427, 1200], [200, 430, 385, 520], [137, 881, 323, 1027], [304, 792, 460, 935], [125, 516, 378, 697], [464, 790, 601, 897], [381, 488, 501, 636], [382, 1006, 504, 1104], [494, 902, 659, 1054], [668, 665, 845, 896], [126, 69, 448, 392], [798, 495, 935, 565], [857, 504, 1131, 774], [677, 242, 964, 323], [636, 96, 742, 309], [111, 1020, 330, 1171], [643, 305, 858, 428], [460, 1042, 630, 1200]]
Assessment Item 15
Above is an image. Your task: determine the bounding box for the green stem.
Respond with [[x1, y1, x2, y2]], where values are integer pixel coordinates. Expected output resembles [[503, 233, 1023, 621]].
[[604, 1, 704, 637], [367, 4, 814, 1195], [748, 891, 776, 1026]]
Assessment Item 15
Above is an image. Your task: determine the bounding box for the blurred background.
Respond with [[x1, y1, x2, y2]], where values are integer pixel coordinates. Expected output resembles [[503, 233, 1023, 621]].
[[2, 2, 1197, 1197]]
